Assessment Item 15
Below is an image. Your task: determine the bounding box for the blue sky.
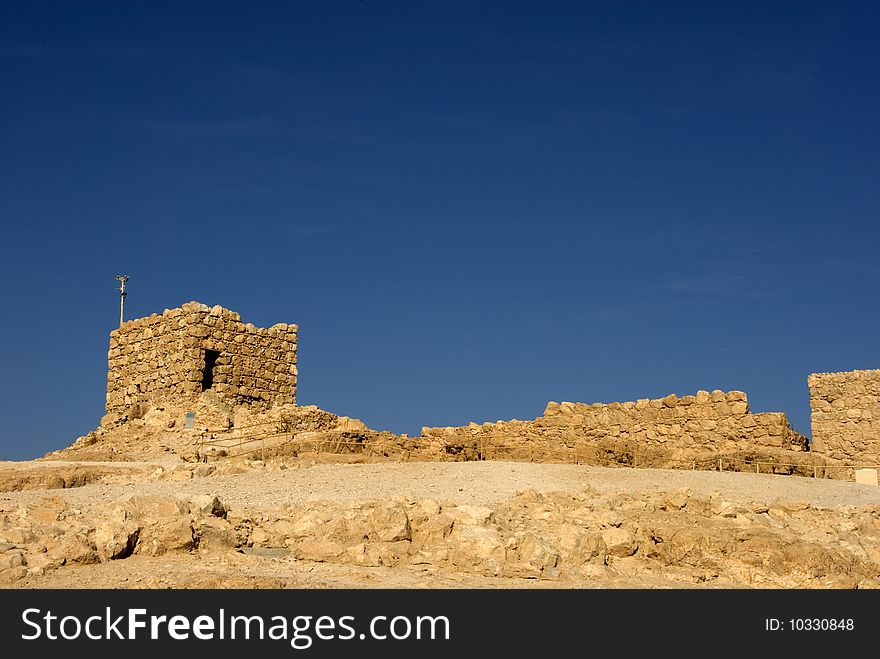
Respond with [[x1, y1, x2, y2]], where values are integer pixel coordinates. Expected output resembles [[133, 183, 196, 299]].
[[1, 1, 878, 460]]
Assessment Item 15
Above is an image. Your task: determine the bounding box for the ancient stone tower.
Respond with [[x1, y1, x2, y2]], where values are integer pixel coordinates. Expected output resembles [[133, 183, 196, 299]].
[[809, 368, 880, 464], [105, 301, 298, 419]]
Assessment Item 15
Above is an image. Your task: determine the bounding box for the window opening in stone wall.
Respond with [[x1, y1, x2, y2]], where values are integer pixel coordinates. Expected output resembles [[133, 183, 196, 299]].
[[201, 349, 221, 391]]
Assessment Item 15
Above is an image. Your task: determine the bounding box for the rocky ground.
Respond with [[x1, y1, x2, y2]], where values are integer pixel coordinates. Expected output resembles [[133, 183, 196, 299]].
[[3, 458, 880, 589]]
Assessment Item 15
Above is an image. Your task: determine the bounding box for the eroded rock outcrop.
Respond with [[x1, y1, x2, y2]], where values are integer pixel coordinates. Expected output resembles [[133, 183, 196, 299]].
[[4, 486, 880, 588]]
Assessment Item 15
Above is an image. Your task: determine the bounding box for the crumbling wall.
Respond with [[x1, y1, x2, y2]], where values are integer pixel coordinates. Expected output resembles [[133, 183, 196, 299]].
[[105, 302, 297, 419], [809, 369, 880, 464], [105, 309, 191, 416], [417, 390, 808, 467]]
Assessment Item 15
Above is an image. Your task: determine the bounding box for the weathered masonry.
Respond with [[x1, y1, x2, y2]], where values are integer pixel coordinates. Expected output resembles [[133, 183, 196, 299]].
[[418, 389, 808, 466], [105, 302, 297, 418], [809, 369, 880, 464]]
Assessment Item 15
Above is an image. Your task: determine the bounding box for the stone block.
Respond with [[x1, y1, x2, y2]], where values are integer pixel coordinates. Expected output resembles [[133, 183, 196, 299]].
[[730, 401, 749, 415], [855, 469, 879, 486]]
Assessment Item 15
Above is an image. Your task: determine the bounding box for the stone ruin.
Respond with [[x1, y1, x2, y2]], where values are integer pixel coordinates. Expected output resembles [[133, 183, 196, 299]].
[[104, 301, 297, 425], [411, 389, 811, 473], [95, 301, 880, 476], [809, 369, 880, 466]]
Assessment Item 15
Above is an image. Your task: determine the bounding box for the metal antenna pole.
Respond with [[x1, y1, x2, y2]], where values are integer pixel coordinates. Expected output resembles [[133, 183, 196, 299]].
[[115, 275, 129, 327]]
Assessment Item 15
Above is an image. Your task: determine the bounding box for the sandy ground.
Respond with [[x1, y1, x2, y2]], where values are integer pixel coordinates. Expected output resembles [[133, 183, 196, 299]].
[[17, 551, 677, 589], [5, 460, 880, 589], [3, 460, 879, 512]]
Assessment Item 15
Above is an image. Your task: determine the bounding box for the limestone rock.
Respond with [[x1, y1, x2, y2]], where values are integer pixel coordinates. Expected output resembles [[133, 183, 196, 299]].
[[595, 511, 623, 528], [408, 499, 442, 524], [47, 535, 99, 566], [517, 533, 559, 572], [345, 541, 409, 567], [94, 519, 140, 562], [601, 527, 637, 558], [136, 518, 194, 556], [187, 495, 227, 518], [123, 495, 188, 519], [28, 497, 67, 523], [554, 525, 606, 565], [412, 513, 454, 545], [449, 525, 505, 572], [335, 416, 368, 431], [662, 488, 692, 511], [446, 505, 495, 526], [411, 545, 449, 565], [0, 551, 25, 570], [368, 503, 411, 542], [196, 517, 239, 551], [0, 566, 27, 584], [287, 510, 329, 539], [24, 552, 63, 574], [294, 540, 345, 562]]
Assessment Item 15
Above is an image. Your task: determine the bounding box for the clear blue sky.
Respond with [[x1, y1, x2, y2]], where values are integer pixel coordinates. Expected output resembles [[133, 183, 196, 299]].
[[1, 2, 878, 460]]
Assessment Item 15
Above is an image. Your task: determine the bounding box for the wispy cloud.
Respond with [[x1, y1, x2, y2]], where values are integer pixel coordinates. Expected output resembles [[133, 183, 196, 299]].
[[658, 265, 784, 302]]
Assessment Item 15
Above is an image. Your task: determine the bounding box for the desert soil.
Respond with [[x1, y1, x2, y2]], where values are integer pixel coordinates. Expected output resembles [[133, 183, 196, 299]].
[[3, 459, 880, 589], [4, 460, 879, 511]]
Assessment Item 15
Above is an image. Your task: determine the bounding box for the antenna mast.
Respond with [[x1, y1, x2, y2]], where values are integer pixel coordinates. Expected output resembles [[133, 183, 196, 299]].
[[115, 275, 129, 327]]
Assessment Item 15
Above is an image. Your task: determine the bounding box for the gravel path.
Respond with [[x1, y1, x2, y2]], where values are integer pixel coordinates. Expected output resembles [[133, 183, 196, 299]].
[[2, 461, 879, 511]]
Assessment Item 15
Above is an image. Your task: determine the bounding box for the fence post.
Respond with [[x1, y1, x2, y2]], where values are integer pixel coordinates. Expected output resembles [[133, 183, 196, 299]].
[[719, 457, 723, 472]]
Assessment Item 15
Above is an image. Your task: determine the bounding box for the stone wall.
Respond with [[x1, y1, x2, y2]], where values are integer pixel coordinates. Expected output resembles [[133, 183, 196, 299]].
[[809, 369, 880, 464], [414, 390, 809, 470], [105, 302, 297, 419]]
